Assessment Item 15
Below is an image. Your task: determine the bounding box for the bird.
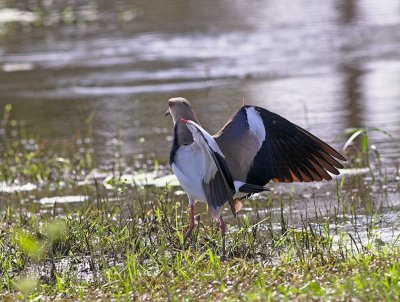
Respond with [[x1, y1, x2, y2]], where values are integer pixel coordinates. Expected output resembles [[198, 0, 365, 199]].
[[171, 117, 270, 255], [165, 97, 346, 256]]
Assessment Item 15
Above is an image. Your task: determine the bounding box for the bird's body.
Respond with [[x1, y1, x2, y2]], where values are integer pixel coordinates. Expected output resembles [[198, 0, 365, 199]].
[[171, 143, 209, 203], [165, 97, 346, 256], [171, 122, 227, 216], [171, 119, 267, 218]]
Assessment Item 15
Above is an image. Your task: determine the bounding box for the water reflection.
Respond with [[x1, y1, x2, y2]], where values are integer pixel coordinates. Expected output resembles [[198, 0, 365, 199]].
[[340, 63, 364, 128], [0, 0, 399, 162], [336, 0, 357, 24]]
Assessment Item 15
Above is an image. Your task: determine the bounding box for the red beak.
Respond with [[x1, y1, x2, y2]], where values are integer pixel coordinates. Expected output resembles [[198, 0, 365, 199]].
[[181, 118, 188, 123]]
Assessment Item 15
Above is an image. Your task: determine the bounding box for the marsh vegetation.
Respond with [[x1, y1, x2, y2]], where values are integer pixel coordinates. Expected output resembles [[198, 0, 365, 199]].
[[1, 105, 400, 301], [1, 0, 400, 300]]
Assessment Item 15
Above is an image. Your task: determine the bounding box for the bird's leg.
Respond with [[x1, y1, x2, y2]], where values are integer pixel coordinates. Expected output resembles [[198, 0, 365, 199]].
[[184, 204, 195, 242], [219, 216, 226, 257]]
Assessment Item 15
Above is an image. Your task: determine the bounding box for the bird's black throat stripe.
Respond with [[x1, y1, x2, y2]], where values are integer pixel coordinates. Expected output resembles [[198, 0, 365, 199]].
[[169, 123, 180, 165]]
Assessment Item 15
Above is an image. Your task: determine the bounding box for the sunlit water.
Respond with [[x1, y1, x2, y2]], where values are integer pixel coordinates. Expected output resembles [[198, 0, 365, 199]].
[[1, 0, 399, 159], [0, 0, 399, 240]]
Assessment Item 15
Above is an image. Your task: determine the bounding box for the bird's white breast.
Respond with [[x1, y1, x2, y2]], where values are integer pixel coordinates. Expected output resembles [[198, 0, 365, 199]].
[[172, 143, 217, 203]]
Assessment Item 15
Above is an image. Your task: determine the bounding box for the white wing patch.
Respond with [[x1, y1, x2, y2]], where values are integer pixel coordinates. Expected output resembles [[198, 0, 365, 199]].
[[245, 107, 266, 145], [186, 121, 225, 157], [233, 180, 246, 192]]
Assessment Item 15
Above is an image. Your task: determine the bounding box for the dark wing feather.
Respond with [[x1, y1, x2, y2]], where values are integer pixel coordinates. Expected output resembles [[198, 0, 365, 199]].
[[195, 127, 237, 215], [208, 151, 236, 215], [202, 170, 232, 210], [215, 105, 346, 186]]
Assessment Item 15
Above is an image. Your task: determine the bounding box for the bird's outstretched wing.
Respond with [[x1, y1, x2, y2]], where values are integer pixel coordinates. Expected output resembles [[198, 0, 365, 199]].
[[214, 105, 346, 185]]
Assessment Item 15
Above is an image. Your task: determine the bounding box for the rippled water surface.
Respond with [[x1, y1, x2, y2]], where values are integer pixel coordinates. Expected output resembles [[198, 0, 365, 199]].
[[1, 1, 400, 250], [1, 0, 399, 162]]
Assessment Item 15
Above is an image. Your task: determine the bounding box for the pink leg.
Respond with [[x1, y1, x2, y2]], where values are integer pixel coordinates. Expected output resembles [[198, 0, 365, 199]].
[[184, 204, 195, 242], [219, 216, 226, 257]]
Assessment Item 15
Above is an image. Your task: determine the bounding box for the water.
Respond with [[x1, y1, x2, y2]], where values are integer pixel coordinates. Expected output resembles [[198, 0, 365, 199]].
[[0, 0, 399, 230], [1, 0, 399, 162]]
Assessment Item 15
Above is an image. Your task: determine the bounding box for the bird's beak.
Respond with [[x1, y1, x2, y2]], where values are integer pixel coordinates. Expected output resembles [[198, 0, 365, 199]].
[[164, 108, 171, 116]]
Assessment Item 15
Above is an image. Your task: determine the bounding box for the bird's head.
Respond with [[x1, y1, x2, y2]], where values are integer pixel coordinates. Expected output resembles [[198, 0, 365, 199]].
[[165, 97, 198, 125]]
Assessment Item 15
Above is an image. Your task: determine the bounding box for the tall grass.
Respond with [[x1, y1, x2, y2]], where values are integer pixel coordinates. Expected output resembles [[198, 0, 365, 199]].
[[1, 106, 400, 301]]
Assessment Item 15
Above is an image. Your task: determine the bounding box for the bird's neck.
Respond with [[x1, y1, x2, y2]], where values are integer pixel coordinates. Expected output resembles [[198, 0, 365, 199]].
[[172, 109, 200, 145], [176, 121, 194, 145]]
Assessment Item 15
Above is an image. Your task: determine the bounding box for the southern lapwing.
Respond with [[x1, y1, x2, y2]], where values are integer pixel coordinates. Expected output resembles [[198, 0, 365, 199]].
[[165, 97, 346, 256], [171, 118, 269, 255]]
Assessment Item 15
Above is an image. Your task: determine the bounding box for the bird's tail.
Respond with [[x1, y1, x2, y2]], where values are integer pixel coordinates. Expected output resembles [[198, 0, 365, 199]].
[[234, 181, 270, 193], [232, 181, 269, 214]]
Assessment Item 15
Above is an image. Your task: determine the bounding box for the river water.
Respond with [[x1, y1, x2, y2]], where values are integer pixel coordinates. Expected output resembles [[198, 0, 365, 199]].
[[1, 0, 399, 163], [1, 0, 400, 246]]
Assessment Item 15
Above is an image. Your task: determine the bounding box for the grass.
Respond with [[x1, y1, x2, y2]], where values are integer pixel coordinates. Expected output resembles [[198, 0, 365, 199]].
[[1, 105, 400, 301], [2, 194, 400, 301]]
